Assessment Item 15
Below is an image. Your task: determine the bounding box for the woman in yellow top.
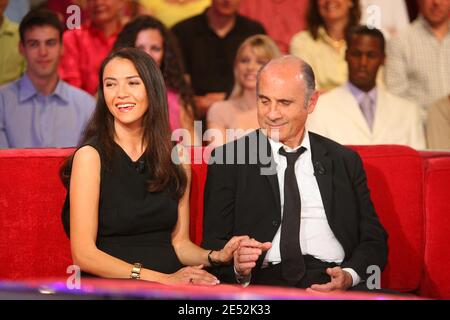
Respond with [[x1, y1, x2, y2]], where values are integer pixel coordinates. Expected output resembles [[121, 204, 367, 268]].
[[137, 0, 211, 27], [290, 0, 361, 92]]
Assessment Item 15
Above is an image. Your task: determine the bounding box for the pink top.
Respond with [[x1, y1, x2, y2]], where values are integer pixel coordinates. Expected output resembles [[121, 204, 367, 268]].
[[58, 22, 121, 95], [239, 0, 308, 53], [167, 88, 181, 131]]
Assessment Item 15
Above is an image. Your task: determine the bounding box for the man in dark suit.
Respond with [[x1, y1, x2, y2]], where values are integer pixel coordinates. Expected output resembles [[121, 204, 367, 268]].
[[202, 55, 388, 292]]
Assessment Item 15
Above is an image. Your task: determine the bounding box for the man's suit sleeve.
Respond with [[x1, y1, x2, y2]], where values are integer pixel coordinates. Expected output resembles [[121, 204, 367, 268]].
[[201, 149, 238, 283], [340, 150, 389, 281]]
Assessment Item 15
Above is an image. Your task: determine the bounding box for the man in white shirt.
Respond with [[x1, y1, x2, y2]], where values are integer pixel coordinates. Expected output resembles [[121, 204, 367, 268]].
[[202, 56, 388, 292], [307, 25, 425, 150]]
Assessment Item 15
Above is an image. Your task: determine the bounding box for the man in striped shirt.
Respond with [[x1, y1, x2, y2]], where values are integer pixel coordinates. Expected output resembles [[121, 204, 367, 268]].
[[385, 0, 449, 119]]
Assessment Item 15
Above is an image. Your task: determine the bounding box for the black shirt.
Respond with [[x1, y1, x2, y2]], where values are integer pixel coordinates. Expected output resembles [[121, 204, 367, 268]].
[[172, 9, 266, 96], [62, 137, 182, 275]]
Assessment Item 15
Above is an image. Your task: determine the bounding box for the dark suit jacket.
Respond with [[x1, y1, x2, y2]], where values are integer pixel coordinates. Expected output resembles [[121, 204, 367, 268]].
[[202, 129, 388, 284]]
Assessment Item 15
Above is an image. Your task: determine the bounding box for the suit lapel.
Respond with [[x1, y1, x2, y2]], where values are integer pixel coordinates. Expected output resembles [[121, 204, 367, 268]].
[[266, 170, 281, 214], [256, 130, 281, 215], [372, 88, 388, 138], [310, 133, 334, 222]]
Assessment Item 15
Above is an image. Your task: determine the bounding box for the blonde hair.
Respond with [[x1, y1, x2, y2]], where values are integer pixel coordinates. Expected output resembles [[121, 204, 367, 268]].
[[230, 34, 281, 98]]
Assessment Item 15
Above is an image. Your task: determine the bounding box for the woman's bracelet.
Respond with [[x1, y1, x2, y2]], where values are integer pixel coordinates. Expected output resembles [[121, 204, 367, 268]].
[[130, 262, 142, 280], [207, 250, 222, 267]]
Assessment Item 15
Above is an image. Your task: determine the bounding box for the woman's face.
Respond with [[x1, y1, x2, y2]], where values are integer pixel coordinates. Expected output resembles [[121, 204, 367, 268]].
[[135, 28, 164, 67], [103, 57, 149, 128], [235, 45, 269, 91], [318, 0, 353, 23]]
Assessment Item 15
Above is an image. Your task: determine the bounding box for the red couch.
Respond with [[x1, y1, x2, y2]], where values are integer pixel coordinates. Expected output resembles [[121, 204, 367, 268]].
[[0, 146, 449, 298], [419, 153, 450, 298]]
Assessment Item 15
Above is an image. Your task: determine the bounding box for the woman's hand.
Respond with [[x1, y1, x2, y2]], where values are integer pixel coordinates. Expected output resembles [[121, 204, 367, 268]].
[[163, 265, 220, 286], [213, 235, 250, 265]]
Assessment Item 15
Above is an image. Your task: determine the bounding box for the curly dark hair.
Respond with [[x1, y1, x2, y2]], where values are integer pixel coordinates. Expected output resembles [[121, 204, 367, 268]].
[[61, 48, 187, 200], [306, 0, 361, 40], [113, 15, 196, 119]]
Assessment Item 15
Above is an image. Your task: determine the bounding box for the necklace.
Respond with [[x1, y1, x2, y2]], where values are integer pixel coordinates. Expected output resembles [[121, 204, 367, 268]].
[[330, 38, 345, 50]]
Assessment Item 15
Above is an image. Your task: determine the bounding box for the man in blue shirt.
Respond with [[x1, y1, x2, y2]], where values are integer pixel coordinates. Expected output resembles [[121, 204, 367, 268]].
[[0, 9, 95, 149]]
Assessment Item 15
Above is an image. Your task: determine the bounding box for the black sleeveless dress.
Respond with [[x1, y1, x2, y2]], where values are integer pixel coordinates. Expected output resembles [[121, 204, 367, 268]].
[[62, 136, 183, 275]]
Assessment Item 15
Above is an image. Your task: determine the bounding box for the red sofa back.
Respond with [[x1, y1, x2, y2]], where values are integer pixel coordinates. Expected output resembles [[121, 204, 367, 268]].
[[349, 146, 424, 292], [0, 149, 72, 279], [420, 155, 450, 298], [0, 146, 449, 298]]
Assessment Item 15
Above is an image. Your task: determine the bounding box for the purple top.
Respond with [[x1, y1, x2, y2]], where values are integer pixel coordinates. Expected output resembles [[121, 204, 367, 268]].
[[0, 74, 95, 148], [167, 87, 181, 131]]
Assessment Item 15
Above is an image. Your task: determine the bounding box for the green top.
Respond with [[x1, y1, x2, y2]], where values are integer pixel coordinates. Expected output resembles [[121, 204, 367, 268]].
[[0, 16, 25, 85]]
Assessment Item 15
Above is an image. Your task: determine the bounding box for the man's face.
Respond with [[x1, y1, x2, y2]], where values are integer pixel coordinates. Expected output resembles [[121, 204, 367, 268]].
[[0, 0, 9, 17], [87, 0, 124, 25], [211, 0, 240, 17], [346, 34, 385, 92], [19, 25, 62, 79], [257, 62, 318, 148], [419, 0, 450, 27]]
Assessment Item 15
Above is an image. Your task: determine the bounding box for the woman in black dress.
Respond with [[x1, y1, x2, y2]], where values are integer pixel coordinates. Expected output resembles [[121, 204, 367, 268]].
[[61, 48, 246, 285]]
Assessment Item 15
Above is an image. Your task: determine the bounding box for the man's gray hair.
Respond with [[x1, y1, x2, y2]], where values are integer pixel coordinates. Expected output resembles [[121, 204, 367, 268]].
[[256, 55, 316, 108], [301, 61, 316, 107]]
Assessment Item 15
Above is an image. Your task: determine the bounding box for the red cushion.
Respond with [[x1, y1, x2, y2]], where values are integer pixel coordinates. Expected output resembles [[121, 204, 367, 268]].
[[420, 157, 450, 298], [349, 145, 424, 292], [0, 149, 73, 279], [189, 145, 425, 292]]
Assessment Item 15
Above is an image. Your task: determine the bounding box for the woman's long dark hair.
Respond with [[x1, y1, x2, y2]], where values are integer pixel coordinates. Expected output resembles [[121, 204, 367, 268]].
[[61, 48, 187, 199], [113, 15, 196, 119], [307, 0, 361, 40]]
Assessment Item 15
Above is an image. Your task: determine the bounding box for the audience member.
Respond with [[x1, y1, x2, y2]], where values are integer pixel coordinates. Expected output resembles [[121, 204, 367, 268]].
[[238, 0, 308, 53], [0, 9, 94, 148], [308, 26, 425, 150], [427, 95, 450, 149], [172, 0, 266, 115], [202, 55, 388, 291], [0, 0, 25, 85], [206, 34, 280, 146], [59, 0, 125, 95], [290, 0, 361, 92], [114, 15, 199, 145], [61, 48, 245, 283], [385, 0, 450, 114]]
